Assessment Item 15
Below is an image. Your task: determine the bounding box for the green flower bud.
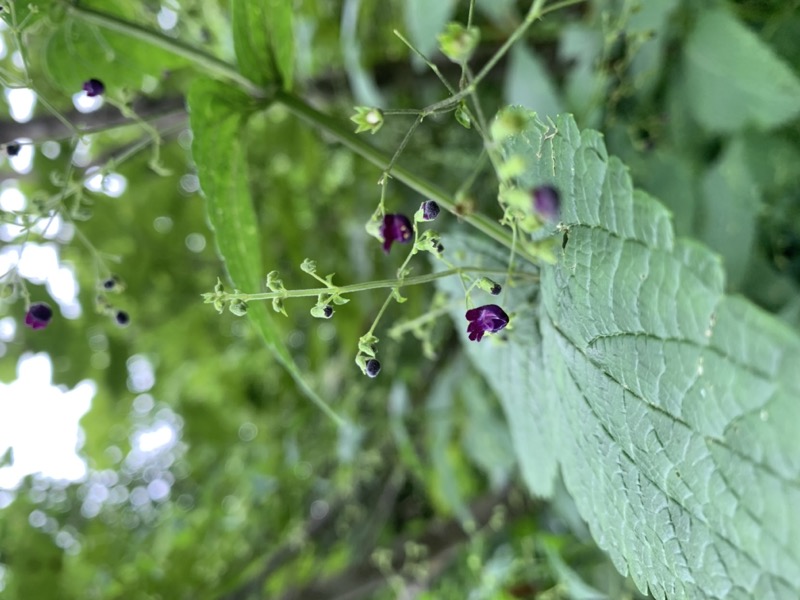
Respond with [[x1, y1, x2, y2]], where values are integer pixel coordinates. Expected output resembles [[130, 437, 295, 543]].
[[477, 277, 502, 296], [229, 299, 248, 316], [491, 107, 530, 140], [300, 258, 317, 275], [437, 23, 480, 64], [455, 102, 471, 129], [350, 106, 384, 134], [266, 271, 285, 293], [272, 297, 287, 316], [310, 304, 334, 319]]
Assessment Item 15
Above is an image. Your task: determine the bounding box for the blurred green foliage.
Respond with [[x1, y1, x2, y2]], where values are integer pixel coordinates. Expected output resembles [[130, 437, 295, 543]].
[[1, 0, 799, 598]]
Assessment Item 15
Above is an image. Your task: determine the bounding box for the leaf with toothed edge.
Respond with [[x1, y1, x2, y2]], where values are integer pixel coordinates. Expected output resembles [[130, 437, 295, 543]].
[[445, 111, 800, 599]]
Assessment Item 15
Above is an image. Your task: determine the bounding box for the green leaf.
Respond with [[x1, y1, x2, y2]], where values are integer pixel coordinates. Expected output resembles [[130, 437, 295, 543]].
[[481, 112, 800, 599], [435, 237, 559, 498], [188, 78, 342, 426], [44, 18, 186, 94], [504, 44, 563, 122], [697, 138, 760, 290], [232, 0, 294, 89], [683, 8, 800, 133], [403, 0, 457, 62]]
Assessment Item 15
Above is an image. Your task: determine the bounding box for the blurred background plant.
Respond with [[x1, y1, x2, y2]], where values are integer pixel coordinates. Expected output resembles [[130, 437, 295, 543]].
[[1, 0, 799, 598]]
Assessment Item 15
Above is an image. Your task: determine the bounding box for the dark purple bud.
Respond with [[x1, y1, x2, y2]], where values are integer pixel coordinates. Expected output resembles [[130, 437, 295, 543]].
[[490, 283, 501, 296], [421, 200, 440, 221], [25, 302, 53, 330], [323, 305, 333, 318], [82, 79, 105, 97], [379, 214, 413, 253], [532, 185, 560, 222], [115, 310, 130, 327], [365, 358, 381, 378], [465, 304, 509, 342], [103, 276, 118, 290], [5, 142, 21, 157]]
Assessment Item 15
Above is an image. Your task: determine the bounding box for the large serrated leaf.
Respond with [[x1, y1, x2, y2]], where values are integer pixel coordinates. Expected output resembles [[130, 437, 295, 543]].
[[458, 112, 800, 599], [435, 237, 559, 498], [187, 78, 339, 424], [231, 0, 294, 89], [683, 8, 800, 133]]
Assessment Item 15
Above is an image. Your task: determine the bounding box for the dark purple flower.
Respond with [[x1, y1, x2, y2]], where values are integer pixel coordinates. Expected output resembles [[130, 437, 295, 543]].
[[465, 304, 509, 342], [25, 302, 53, 330], [421, 200, 440, 221], [82, 79, 105, 97], [365, 358, 381, 378], [379, 214, 413, 253], [532, 185, 560, 222], [5, 142, 21, 157]]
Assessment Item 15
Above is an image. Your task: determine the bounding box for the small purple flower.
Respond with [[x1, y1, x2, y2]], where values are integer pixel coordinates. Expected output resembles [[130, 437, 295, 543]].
[[25, 302, 53, 330], [82, 79, 105, 97], [465, 304, 509, 342], [5, 142, 21, 157], [532, 185, 560, 222], [379, 214, 413, 253], [421, 200, 440, 221]]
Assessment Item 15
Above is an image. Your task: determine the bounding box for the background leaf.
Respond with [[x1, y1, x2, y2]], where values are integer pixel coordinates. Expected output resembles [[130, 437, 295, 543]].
[[187, 78, 338, 424], [436, 236, 559, 498], [403, 0, 457, 66], [697, 138, 760, 290], [231, 0, 294, 88], [683, 7, 800, 133], [504, 44, 564, 122], [484, 112, 800, 599]]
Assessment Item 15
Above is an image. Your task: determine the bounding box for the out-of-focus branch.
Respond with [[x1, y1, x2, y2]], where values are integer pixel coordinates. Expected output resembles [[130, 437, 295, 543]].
[[0, 95, 186, 144]]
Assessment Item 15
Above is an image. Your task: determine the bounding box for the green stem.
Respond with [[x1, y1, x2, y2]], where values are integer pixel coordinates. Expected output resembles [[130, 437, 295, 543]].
[[274, 91, 537, 264], [224, 267, 521, 302], [65, 3, 539, 264], [65, 2, 267, 98], [422, 0, 548, 116]]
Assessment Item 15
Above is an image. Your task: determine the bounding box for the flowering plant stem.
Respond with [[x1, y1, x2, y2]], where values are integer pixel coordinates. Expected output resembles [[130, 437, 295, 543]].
[[217, 267, 530, 303], [63, 0, 548, 265]]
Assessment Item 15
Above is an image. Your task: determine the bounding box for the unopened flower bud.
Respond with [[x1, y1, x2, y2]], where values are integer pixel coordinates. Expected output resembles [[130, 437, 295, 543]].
[[82, 78, 105, 97], [416, 200, 440, 222], [310, 304, 334, 319], [437, 23, 480, 64], [365, 359, 381, 378], [350, 106, 384, 134], [477, 277, 502, 296], [229, 299, 248, 316], [115, 310, 130, 327]]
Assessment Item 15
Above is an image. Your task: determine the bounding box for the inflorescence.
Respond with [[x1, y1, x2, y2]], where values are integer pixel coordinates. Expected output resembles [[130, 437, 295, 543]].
[[201, 182, 562, 379]]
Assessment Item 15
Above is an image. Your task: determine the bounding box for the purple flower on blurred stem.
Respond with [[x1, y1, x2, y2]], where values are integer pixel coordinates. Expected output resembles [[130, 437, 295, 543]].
[[465, 304, 509, 342], [421, 200, 440, 221], [25, 302, 53, 330], [532, 185, 560, 222], [379, 214, 413, 253], [82, 79, 105, 97]]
